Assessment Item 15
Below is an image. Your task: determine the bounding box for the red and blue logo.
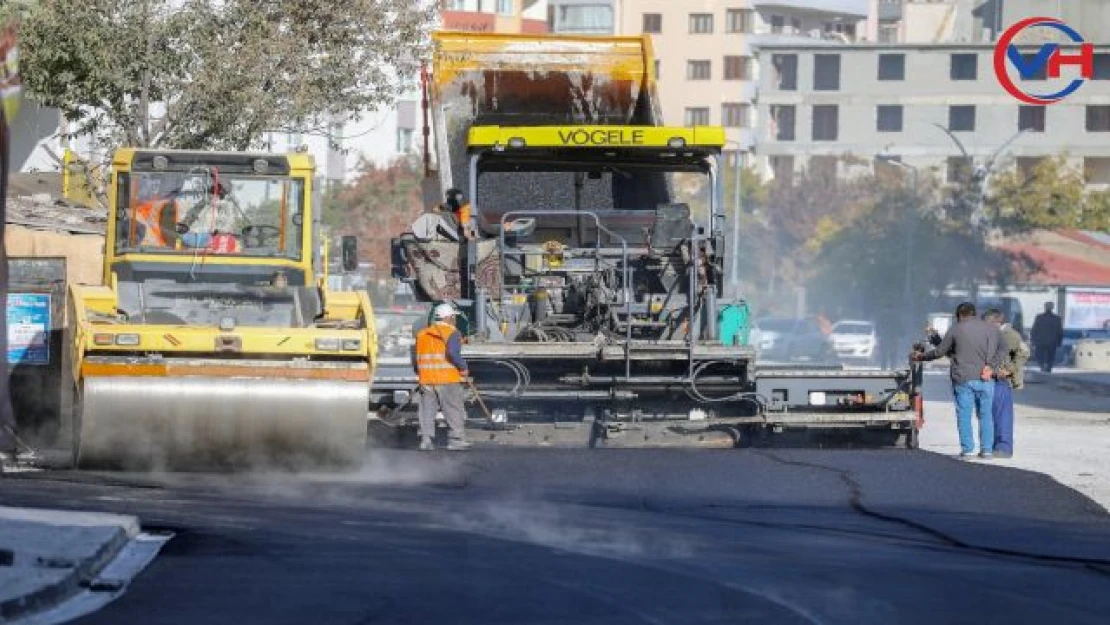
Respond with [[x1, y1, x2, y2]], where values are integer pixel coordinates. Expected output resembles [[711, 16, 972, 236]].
[[993, 17, 1093, 105]]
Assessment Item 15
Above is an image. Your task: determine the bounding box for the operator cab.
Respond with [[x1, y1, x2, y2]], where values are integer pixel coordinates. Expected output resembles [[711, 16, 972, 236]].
[[108, 150, 314, 286]]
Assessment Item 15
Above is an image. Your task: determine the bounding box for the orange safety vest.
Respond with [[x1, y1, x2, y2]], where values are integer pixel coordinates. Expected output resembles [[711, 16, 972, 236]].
[[414, 322, 463, 385], [135, 198, 178, 247]]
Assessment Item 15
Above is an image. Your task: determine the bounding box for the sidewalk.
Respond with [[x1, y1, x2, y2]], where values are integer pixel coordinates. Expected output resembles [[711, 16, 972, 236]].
[[0, 506, 139, 622]]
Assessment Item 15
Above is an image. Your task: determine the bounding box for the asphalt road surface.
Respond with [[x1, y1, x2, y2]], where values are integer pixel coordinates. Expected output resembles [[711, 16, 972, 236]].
[[5, 443, 1110, 625]]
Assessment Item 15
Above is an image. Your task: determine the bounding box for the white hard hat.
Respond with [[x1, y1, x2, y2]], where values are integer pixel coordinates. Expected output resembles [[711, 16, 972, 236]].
[[433, 303, 458, 320]]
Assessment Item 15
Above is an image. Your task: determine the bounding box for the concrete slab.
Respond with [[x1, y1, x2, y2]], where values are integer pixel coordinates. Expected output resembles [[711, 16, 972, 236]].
[[0, 506, 138, 622]]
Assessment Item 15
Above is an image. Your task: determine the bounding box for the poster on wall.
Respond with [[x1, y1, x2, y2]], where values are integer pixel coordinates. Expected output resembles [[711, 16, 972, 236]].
[[6, 293, 50, 365], [1063, 288, 1110, 330]]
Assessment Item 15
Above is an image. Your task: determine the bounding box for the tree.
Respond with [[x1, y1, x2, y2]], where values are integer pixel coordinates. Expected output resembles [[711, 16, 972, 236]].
[[986, 155, 1110, 232], [17, 0, 433, 150], [325, 156, 424, 270]]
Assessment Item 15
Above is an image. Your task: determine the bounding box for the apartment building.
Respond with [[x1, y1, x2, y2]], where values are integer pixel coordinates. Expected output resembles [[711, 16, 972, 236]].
[[546, 1, 867, 164], [754, 42, 1110, 184], [871, 0, 1110, 45]]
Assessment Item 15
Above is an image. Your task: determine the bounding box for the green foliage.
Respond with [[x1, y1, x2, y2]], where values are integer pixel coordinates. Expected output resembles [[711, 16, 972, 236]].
[[17, 0, 434, 149], [987, 155, 1110, 232]]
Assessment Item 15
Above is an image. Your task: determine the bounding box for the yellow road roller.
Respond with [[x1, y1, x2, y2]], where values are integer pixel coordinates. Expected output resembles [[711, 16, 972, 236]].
[[62, 149, 376, 469]]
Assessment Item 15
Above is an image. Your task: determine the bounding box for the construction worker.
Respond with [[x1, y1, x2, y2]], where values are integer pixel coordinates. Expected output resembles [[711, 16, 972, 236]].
[[443, 188, 473, 240], [412, 302, 472, 451], [134, 195, 180, 248], [177, 181, 248, 244], [983, 308, 1030, 459]]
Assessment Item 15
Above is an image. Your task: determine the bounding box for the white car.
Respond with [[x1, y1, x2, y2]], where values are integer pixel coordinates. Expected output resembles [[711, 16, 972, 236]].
[[830, 320, 877, 361]]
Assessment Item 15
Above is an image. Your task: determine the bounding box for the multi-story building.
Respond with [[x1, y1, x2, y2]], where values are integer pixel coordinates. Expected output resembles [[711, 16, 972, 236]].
[[871, 0, 1110, 45], [754, 42, 1110, 184], [546, 1, 867, 165]]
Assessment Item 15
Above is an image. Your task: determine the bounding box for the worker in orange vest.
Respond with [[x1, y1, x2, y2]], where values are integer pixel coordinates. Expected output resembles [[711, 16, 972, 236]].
[[444, 188, 473, 240], [412, 302, 472, 451], [134, 197, 179, 248]]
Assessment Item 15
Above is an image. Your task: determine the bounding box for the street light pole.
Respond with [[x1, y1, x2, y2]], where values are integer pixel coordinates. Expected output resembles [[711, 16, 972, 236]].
[[724, 141, 743, 299]]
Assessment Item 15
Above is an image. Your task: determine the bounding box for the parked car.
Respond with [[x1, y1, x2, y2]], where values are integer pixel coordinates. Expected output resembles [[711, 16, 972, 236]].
[[829, 320, 877, 363], [753, 317, 837, 364]]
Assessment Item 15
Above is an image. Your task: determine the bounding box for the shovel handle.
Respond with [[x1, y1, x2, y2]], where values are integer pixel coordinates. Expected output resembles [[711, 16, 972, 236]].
[[465, 378, 494, 421]]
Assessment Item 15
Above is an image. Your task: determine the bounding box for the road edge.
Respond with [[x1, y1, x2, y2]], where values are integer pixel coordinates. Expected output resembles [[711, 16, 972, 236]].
[[0, 508, 139, 622]]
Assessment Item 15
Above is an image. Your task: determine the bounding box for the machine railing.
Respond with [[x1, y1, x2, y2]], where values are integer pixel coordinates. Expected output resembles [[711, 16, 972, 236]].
[[498, 210, 634, 380]]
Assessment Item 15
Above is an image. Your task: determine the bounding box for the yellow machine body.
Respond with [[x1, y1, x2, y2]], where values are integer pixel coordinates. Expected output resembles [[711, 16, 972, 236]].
[[64, 149, 376, 469]]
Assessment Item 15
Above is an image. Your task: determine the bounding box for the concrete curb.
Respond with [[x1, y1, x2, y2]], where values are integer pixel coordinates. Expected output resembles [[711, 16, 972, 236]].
[[0, 507, 140, 622]]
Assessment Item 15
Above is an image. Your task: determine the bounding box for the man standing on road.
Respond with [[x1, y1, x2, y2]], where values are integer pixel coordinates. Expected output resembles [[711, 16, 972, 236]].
[[983, 308, 1030, 459], [913, 302, 1006, 459], [1031, 302, 1064, 373], [412, 303, 472, 452]]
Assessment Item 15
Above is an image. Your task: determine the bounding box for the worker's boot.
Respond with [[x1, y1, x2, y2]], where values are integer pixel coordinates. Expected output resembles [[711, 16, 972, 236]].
[[446, 439, 472, 451], [418, 439, 435, 452]]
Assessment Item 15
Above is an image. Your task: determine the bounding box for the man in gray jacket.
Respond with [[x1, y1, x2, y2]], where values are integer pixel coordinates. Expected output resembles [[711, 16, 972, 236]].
[[914, 302, 1008, 459]]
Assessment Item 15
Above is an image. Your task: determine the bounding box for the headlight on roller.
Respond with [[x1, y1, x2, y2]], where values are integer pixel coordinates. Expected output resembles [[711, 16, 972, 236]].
[[342, 339, 362, 351], [115, 334, 141, 346], [315, 338, 341, 351]]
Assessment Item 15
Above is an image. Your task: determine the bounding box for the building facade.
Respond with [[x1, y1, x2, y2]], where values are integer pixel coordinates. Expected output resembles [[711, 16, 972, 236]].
[[754, 42, 1110, 184], [546, 1, 867, 163]]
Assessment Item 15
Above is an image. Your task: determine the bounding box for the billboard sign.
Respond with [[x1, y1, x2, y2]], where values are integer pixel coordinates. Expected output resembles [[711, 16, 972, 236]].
[[6, 293, 51, 365]]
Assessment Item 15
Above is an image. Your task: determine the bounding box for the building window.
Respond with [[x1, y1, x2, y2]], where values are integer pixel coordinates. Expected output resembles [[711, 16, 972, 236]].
[[1094, 54, 1110, 80], [685, 107, 710, 126], [1087, 105, 1110, 131], [771, 156, 795, 184], [1019, 106, 1046, 133], [771, 105, 796, 141], [950, 53, 978, 80], [554, 4, 614, 33], [1085, 157, 1110, 184], [687, 60, 711, 81], [496, 0, 514, 15], [772, 54, 797, 91], [947, 157, 973, 183], [770, 15, 784, 34], [724, 56, 752, 81], [654, 59, 661, 79], [949, 105, 976, 132], [642, 13, 662, 34], [812, 105, 839, 141], [791, 17, 802, 33], [396, 128, 414, 153], [877, 105, 903, 132], [1017, 157, 1045, 179], [810, 156, 838, 181], [446, 0, 466, 9], [878, 54, 905, 81], [878, 24, 898, 43], [814, 54, 841, 91], [726, 8, 754, 33], [722, 103, 750, 128], [689, 13, 713, 34]]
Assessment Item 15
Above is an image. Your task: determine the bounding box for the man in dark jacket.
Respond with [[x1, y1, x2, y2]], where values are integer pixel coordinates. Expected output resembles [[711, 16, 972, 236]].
[[1030, 302, 1064, 373], [914, 302, 1007, 459]]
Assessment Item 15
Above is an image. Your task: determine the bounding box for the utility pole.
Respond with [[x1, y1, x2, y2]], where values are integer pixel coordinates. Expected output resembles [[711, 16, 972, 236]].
[[724, 141, 743, 299]]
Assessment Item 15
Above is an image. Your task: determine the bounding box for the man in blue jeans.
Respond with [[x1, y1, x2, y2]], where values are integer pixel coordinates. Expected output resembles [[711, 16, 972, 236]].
[[914, 302, 1007, 459]]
